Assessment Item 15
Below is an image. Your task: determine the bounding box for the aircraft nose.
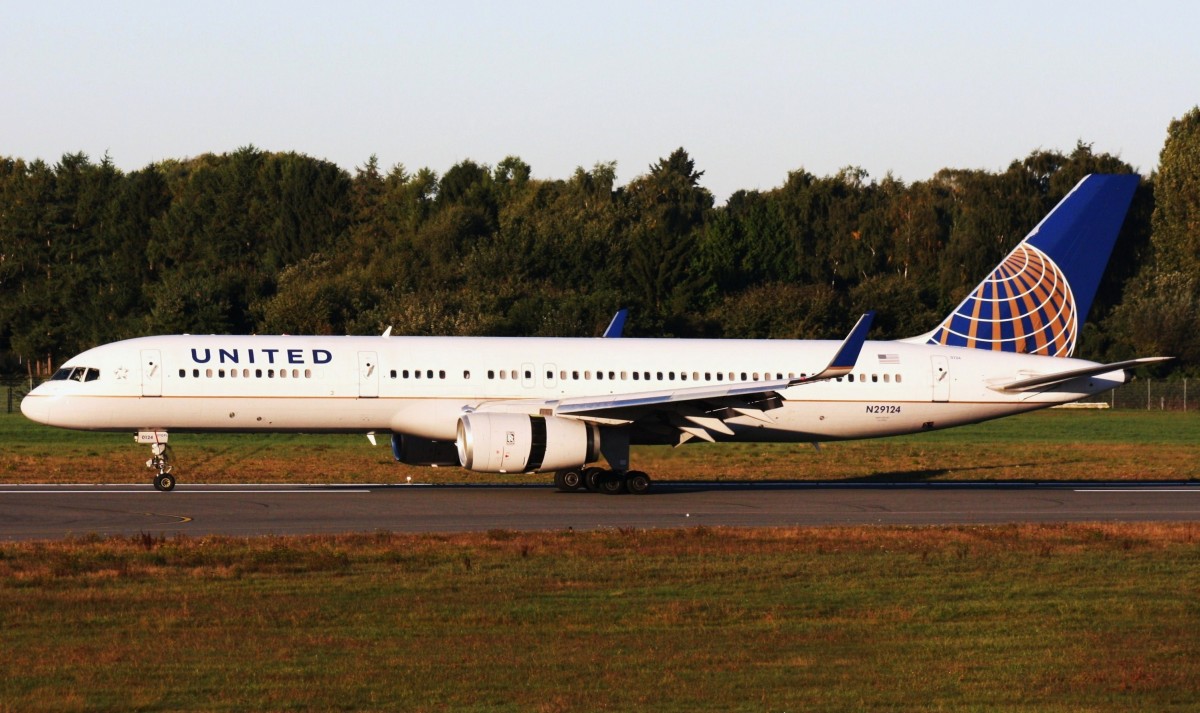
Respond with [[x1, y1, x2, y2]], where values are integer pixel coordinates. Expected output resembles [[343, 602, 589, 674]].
[[20, 392, 51, 424]]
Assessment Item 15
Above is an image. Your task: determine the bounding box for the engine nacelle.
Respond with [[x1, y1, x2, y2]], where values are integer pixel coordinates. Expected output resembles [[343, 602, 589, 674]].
[[391, 433, 461, 467], [456, 413, 601, 474]]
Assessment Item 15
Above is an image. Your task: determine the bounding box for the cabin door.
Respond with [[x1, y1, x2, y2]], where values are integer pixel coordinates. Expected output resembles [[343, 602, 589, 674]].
[[141, 350, 162, 397], [358, 351, 379, 398], [931, 356, 950, 402]]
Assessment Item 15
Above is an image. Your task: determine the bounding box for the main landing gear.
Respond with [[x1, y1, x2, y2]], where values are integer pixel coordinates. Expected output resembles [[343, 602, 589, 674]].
[[146, 442, 176, 492], [554, 467, 652, 495]]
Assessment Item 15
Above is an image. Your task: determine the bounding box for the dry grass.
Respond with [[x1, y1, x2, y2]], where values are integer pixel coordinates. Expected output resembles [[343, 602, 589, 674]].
[[2, 524, 1199, 711]]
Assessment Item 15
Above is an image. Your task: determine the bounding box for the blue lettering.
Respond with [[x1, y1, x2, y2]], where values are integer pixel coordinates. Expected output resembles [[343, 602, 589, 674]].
[[263, 348, 279, 364], [191, 348, 211, 364], [287, 349, 303, 364], [219, 348, 239, 364], [313, 349, 333, 365]]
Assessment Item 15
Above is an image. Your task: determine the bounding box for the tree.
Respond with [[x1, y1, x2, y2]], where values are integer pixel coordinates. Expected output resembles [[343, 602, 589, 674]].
[[624, 149, 714, 334], [1109, 107, 1200, 369]]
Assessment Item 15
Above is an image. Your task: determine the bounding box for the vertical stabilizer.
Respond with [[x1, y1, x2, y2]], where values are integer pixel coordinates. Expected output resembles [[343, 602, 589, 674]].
[[923, 174, 1138, 357]]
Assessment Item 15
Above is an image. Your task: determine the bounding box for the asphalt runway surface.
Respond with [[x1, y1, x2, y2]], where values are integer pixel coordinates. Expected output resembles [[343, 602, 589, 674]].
[[2, 481, 1199, 540]]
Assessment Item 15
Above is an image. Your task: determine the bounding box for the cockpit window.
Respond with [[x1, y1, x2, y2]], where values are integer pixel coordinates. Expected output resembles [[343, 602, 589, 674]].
[[50, 367, 100, 382]]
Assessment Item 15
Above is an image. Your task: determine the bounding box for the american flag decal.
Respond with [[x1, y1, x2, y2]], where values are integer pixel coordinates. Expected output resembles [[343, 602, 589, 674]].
[[878, 353, 900, 364]]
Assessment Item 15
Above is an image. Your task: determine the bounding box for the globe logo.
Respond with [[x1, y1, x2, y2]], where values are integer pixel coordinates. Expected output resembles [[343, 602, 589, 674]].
[[928, 244, 1077, 357]]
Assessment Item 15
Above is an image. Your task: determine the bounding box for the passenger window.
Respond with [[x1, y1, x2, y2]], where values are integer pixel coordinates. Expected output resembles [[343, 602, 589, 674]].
[[896, 374, 903, 383], [499, 371, 506, 380], [428, 370, 435, 379], [620, 371, 627, 380], [255, 369, 262, 378], [872, 374, 878, 383], [464, 371, 471, 379], [304, 369, 312, 378], [218, 369, 226, 378], [584, 371, 592, 380], [205, 369, 213, 378], [597, 371, 604, 381], [179, 369, 186, 378], [268, 369, 275, 378], [572, 371, 579, 380], [230, 369, 238, 379], [633, 372, 640, 380], [848, 374, 855, 382], [280, 369, 288, 379], [390, 369, 397, 379], [883, 374, 890, 383], [488, 370, 495, 379]]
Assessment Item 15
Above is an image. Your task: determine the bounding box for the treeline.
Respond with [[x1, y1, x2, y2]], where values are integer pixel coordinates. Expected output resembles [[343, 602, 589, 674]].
[[3, 109, 1199, 377]]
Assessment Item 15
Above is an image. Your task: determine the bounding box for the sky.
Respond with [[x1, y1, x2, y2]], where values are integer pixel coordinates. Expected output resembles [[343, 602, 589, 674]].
[[2, 1, 1197, 202]]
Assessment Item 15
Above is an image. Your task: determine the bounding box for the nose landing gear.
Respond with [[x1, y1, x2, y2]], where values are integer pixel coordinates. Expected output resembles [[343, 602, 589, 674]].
[[138, 431, 176, 491]]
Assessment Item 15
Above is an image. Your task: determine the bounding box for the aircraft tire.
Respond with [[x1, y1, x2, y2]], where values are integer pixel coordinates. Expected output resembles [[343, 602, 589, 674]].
[[555, 469, 584, 492], [599, 471, 627, 495], [626, 471, 651, 495], [583, 467, 606, 492], [153, 473, 177, 492]]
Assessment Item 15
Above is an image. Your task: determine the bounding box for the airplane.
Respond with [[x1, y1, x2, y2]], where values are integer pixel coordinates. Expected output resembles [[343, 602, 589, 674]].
[[20, 174, 1169, 493]]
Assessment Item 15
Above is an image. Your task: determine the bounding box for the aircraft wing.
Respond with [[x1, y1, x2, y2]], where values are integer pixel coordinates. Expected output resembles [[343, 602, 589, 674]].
[[475, 312, 874, 443], [988, 356, 1173, 393]]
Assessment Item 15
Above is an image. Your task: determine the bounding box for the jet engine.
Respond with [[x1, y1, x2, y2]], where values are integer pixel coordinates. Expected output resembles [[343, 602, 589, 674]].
[[456, 413, 601, 473]]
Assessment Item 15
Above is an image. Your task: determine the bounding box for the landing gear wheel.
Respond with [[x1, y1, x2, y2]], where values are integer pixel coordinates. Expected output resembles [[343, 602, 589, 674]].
[[599, 471, 627, 495], [583, 467, 606, 492], [554, 469, 584, 492], [626, 471, 652, 495], [145, 440, 176, 492]]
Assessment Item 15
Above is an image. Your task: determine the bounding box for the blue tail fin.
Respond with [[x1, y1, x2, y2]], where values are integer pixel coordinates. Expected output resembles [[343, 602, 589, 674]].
[[923, 174, 1139, 357]]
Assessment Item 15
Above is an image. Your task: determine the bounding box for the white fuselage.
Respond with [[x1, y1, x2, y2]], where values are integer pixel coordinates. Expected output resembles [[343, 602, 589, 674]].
[[21, 334, 1125, 443]]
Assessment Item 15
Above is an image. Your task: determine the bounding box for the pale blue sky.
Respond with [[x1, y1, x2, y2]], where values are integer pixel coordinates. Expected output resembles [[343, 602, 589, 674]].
[[2, 1, 1196, 201]]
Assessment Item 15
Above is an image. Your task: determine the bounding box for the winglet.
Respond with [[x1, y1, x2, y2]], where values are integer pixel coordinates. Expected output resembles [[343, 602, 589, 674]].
[[800, 311, 874, 383], [602, 309, 629, 338]]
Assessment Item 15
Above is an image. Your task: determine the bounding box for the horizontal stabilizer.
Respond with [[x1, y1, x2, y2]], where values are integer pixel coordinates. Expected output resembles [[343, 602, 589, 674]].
[[989, 357, 1172, 393]]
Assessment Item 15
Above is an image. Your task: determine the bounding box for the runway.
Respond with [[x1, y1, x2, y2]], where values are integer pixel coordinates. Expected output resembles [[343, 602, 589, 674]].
[[2, 481, 1199, 540]]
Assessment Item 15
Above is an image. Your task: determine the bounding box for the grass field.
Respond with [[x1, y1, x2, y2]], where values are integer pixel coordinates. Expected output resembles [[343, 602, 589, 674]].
[[2, 409, 1198, 485], [1, 525, 1198, 712], [4, 411, 1199, 710]]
